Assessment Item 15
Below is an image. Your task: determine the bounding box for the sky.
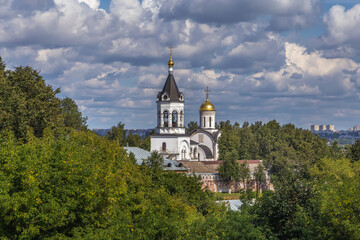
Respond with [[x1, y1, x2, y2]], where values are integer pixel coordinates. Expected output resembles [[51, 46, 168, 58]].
[[1, 0, 360, 130]]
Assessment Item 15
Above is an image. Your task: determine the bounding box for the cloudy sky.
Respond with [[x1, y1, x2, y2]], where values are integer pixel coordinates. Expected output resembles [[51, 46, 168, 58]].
[[1, 0, 360, 130]]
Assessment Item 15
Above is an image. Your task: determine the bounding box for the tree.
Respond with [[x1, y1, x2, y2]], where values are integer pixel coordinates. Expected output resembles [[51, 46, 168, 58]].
[[239, 161, 250, 190], [350, 139, 360, 162], [144, 150, 164, 172], [254, 164, 266, 198], [310, 158, 360, 239], [218, 122, 240, 160], [125, 130, 142, 147], [0, 66, 62, 139], [140, 134, 151, 151], [218, 150, 241, 182], [61, 97, 87, 131], [0, 61, 87, 140], [0, 129, 229, 239], [329, 140, 344, 159], [186, 121, 199, 133], [105, 122, 126, 145]]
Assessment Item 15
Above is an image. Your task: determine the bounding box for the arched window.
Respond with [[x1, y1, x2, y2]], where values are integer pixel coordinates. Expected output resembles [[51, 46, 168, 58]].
[[162, 142, 166, 151], [172, 110, 178, 127], [163, 111, 168, 127], [181, 148, 186, 159], [203, 117, 206, 127], [209, 117, 212, 127]]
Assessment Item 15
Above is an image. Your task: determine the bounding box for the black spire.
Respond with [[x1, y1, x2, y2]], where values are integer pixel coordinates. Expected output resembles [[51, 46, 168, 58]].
[[157, 46, 183, 102], [158, 73, 182, 101]]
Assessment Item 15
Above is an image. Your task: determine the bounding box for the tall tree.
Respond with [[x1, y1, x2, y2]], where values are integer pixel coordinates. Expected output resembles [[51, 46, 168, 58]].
[[186, 121, 199, 133], [1, 66, 61, 139], [350, 139, 360, 162], [239, 161, 250, 190], [106, 122, 126, 145], [218, 150, 241, 182], [61, 97, 87, 131], [254, 164, 266, 198], [144, 150, 164, 172]]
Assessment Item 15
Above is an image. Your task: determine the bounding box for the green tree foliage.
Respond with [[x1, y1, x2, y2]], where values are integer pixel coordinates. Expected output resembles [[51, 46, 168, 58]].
[[0, 59, 87, 139], [139, 134, 151, 151], [349, 139, 360, 162], [218, 150, 241, 181], [218, 121, 241, 160], [218, 120, 330, 178], [105, 122, 126, 145], [223, 209, 267, 240], [254, 164, 265, 198], [105, 122, 152, 150], [144, 150, 164, 172], [186, 121, 199, 133], [239, 161, 251, 190], [0, 129, 228, 239], [61, 97, 88, 131], [0, 66, 61, 139], [310, 158, 360, 239]]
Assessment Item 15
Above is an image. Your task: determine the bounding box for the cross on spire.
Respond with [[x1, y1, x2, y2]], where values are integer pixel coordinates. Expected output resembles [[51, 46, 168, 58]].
[[169, 45, 173, 59], [168, 45, 174, 68], [204, 87, 211, 100]]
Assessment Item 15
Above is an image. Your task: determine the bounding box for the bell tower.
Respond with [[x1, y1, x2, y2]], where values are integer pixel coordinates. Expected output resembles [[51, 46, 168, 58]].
[[155, 46, 185, 135], [151, 46, 191, 161]]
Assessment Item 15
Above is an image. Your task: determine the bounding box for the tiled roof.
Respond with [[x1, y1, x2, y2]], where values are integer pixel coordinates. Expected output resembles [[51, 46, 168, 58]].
[[179, 160, 263, 174], [178, 161, 218, 173]]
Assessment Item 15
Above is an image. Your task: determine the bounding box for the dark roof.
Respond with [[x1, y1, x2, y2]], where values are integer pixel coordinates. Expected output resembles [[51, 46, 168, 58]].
[[158, 73, 183, 102], [178, 161, 217, 173], [178, 160, 264, 174], [198, 144, 213, 158]]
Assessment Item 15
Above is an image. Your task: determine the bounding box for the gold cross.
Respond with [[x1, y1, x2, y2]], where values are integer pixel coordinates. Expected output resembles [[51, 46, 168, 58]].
[[169, 45, 173, 59], [204, 87, 210, 100]]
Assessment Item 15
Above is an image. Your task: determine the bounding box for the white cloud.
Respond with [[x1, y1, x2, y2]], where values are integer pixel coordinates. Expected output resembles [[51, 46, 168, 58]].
[[78, 0, 100, 9], [323, 4, 360, 45], [1, 0, 360, 130]]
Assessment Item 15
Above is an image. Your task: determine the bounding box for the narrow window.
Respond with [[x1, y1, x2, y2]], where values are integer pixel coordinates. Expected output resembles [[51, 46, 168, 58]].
[[209, 117, 212, 127], [162, 142, 166, 151], [172, 110, 178, 127], [164, 111, 168, 127], [203, 117, 206, 127]]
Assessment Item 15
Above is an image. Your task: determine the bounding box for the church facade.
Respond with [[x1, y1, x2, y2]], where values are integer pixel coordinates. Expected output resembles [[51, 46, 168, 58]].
[[150, 49, 221, 161]]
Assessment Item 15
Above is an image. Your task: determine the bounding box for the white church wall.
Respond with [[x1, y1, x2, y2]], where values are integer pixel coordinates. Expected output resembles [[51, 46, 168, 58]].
[[150, 135, 191, 160], [200, 110, 215, 130]]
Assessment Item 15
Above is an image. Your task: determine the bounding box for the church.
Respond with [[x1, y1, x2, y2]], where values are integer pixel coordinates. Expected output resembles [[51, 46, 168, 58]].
[[150, 48, 221, 161]]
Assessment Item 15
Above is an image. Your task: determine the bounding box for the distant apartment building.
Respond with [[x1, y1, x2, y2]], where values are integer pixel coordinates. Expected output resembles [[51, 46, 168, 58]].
[[311, 125, 319, 131], [326, 125, 335, 131], [311, 124, 335, 132], [354, 125, 359, 131]]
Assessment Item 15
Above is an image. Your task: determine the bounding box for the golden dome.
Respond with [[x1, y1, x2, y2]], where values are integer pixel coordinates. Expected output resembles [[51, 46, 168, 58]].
[[200, 99, 215, 111]]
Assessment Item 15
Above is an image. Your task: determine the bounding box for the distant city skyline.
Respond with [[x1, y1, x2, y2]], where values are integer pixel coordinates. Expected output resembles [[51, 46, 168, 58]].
[[1, 0, 360, 130]]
